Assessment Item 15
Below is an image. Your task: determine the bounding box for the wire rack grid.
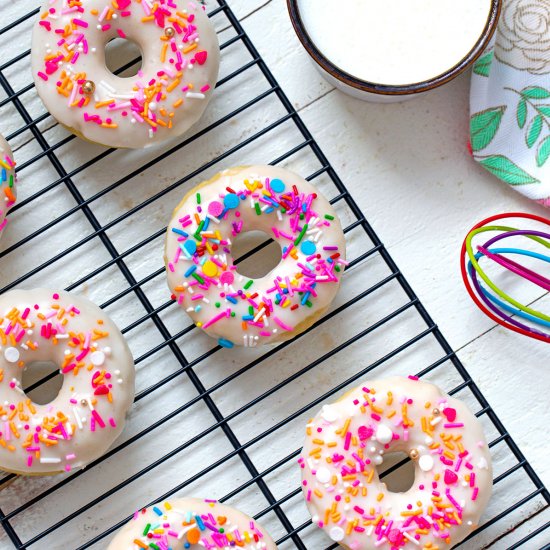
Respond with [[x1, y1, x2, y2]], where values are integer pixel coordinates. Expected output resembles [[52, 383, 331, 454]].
[[0, 1, 549, 548]]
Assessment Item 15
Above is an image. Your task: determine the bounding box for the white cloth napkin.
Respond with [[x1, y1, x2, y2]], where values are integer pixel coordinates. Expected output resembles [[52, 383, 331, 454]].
[[470, 0, 550, 207]]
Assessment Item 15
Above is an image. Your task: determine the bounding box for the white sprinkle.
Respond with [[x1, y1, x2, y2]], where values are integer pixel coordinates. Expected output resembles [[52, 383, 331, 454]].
[[419, 454, 434, 472], [315, 466, 331, 484], [375, 424, 393, 444], [329, 527, 345, 542], [4, 347, 19, 363], [40, 457, 62, 464], [403, 532, 419, 545], [90, 351, 106, 366], [73, 408, 83, 429], [186, 92, 205, 99]]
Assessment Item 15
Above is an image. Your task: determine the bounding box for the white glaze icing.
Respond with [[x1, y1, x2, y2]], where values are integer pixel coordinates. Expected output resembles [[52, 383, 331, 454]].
[[107, 497, 277, 549], [299, 376, 493, 549], [0, 289, 135, 475], [0, 134, 16, 243], [165, 165, 346, 347], [31, 0, 220, 148]]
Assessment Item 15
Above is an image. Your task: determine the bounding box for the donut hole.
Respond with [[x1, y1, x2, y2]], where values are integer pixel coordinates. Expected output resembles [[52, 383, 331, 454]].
[[105, 37, 143, 78], [21, 361, 63, 406], [232, 230, 282, 279], [377, 452, 416, 493]]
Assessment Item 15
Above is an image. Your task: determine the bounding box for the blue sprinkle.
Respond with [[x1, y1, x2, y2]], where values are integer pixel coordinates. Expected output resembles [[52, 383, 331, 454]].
[[202, 217, 210, 231], [218, 338, 234, 349], [223, 193, 239, 209], [195, 515, 206, 530], [242, 315, 254, 321], [184, 265, 197, 277], [183, 240, 197, 255], [302, 203, 307, 212], [171, 228, 189, 237], [301, 240, 316, 256], [301, 292, 311, 305], [270, 178, 285, 193], [1, 169, 6, 182], [195, 305, 201, 312], [327, 257, 333, 264], [226, 295, 238, 304], [275, 293, 281, 302], [153, 506, 163, 516]]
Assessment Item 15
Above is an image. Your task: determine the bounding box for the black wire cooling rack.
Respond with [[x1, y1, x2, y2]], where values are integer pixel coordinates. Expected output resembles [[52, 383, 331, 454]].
[[0, 1, 549, 548]]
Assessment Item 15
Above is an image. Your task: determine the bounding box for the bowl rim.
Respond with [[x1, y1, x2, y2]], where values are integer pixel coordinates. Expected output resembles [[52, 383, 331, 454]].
[[287, 0, 502, 95]]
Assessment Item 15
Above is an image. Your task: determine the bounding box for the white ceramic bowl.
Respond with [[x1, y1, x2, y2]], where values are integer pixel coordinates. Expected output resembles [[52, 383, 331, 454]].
[[288, 0, 502, 103]]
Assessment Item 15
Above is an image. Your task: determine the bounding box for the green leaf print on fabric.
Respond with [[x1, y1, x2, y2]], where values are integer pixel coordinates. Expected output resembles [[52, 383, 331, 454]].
[[526, 115, 543, 148], [521, 87, 550, 100], [470, 106, 506, 151], [517, 99, 527, 128], [537, 136, 550, 167], [473, 52, 493, 77], [478, 155, 540, 185], [508, 86, 550, 165]]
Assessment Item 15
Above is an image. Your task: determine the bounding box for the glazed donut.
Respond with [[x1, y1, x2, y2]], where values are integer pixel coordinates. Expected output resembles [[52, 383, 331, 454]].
[[0, 133, 16, 241], [299, 376, 493, 549], [165, 165, 346, 347], [108, 497, 277, 549], [31, 0, 220, 149], [0, 289, 135, 475]]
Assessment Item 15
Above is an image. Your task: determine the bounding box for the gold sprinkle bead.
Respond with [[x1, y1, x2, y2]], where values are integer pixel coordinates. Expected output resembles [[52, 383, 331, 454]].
[[409, 449, 419, 460], [432, 408, 440, 416], [164, 26, 175, 38], [82, 80, 95, 95]]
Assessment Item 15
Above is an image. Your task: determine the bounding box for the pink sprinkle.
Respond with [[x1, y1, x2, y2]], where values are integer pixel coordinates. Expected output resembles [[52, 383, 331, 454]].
[[37, 72, 48, 81], [344, 431, 351, 451], [472, 487, 479, 501], [72, 19, 88, 28], [117, 28, 126, 38], [92, 409, 106, 428], [273, 317, 293, 331]]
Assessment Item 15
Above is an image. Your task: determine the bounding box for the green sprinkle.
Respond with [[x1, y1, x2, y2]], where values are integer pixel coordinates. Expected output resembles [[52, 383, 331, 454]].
[[248, 306, 254, 316], [192, 273, 205, 284], [255, 202, 262, 216], [9, 175, 14, 188], [300, 213, 304, 220], [230, 312, 236, 317], [143, 523, 151, 536], [215, 302, 221, 308], [244, 280, 253, 290], [196, 193, 201, 204], [324, 214, 334, 220], [305, 300, 313, 307], [149, 544, 160, 550], [335, 265, 341, 272], [281, 208, 286, 214], [219, 528, 225, 533], [294, 224, 308, 246]]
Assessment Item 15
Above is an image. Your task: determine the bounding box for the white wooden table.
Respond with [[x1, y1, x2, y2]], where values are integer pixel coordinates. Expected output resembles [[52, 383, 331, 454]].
[[233, 0, 550, 482], [0, 0, 548, 548]]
